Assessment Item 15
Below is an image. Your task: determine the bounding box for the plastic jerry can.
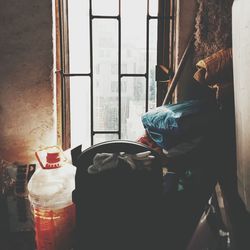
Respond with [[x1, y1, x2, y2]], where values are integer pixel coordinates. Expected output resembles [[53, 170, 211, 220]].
[[27, 146, 76, 250]]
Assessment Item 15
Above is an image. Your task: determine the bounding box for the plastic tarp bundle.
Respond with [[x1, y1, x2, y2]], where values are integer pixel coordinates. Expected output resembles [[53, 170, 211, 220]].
[[141, 99, 219, 150]]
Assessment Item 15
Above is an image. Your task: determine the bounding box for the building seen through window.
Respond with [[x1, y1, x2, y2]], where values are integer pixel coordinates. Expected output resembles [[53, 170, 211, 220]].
[[58, 0, 174, 149]]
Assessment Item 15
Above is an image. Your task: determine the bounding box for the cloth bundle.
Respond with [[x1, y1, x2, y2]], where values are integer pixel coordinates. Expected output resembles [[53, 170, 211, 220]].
[[193, 48, 234, 110], [193, 48, 233, 85], [87, 151, 155, 174], [137, 133, 164, 156]]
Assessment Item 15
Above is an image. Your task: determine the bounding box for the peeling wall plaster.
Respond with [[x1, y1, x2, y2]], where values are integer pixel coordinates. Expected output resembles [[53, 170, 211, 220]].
[[0, 0, 56, 163]]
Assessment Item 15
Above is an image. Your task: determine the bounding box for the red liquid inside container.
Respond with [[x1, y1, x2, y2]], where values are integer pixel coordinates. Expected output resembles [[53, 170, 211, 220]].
[[33, 204, 75, 250]]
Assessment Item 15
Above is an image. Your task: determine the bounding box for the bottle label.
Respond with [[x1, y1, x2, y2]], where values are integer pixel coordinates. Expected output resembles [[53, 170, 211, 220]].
[[33, 204, 75, 250], [44, 163, 60, 169]]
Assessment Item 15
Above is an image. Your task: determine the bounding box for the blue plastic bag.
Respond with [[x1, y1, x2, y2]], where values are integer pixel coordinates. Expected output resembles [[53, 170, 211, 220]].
[[141, 100, 219, 150]]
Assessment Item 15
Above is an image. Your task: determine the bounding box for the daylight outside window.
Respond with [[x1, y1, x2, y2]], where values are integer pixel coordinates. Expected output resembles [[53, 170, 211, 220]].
[[57, 0, 174, 150]]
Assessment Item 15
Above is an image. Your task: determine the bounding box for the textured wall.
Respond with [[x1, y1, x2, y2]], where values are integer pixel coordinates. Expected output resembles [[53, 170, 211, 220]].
[[233, 0, 250, 212], [175, 0, 197, 101], [0, 0, 56, 162], [175, 0, 217, 102], [194, 0, 233, 63], [175, 0, 197, 65]]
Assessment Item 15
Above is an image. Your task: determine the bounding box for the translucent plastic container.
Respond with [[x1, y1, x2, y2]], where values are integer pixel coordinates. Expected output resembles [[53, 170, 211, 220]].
[[28, 147, 76, 250]]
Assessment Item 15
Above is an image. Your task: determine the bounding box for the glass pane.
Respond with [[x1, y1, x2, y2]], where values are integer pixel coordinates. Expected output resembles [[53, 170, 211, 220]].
[[121, 77, 146, 140], [121, 0, 147, 74], [69, 77, 91, 150], [94, 134, 119, 144], [92, 0, 119, 16], [68, 0, 90, 73], [149, 20, 157, 110], [93, 20, 118, 131], [149, 0, 159, 16]]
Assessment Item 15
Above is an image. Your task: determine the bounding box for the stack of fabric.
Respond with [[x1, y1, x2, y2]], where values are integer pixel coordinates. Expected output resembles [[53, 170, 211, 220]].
[[193, 48, 234, 110]]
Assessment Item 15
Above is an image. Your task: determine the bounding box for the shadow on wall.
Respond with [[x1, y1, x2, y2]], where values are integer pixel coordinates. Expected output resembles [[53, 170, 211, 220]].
[[0, 0, 56, 163]]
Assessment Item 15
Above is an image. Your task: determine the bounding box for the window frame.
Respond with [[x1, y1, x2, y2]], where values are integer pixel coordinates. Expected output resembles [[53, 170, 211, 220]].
[[56, 0, 176, 150]]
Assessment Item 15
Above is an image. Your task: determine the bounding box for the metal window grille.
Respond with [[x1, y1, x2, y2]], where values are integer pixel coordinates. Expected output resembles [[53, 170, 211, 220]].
[[57, 0, 175, 149]]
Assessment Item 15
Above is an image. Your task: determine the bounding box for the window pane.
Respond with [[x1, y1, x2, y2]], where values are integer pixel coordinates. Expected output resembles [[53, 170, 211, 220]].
[[69, 77, 91, 150], [149, 20, 157, 110], [92, 0, 119, 16], [68, 0, 90, 73], [149, 0, 159, 16], [93, 20, 118, 131], [94, 134, 119, 144], [121, 77, 146, 140], [121, 0, 147, 74]]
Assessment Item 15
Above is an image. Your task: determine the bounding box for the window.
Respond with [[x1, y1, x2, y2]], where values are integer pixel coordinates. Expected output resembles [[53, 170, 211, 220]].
[[111, 81, 118, 92], [57, 0, 175, 150]]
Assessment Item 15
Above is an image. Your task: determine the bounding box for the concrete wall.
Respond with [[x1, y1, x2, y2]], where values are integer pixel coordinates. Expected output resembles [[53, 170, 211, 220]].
[[0, 0, 56, 163], [175, 0, 197, 65], [232, 0, 250, 212], [174, 0, 225, 102], [174, 0, 198, 102]]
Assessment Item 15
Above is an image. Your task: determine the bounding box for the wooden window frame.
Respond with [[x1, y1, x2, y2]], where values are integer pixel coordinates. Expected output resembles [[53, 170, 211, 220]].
[[56, 0, 176, 150]]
